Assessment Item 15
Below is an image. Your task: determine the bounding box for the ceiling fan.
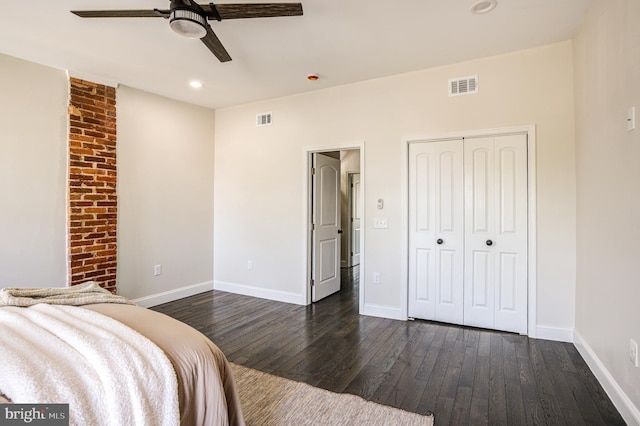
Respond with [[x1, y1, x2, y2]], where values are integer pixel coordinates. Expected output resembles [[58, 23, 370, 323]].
[[71, 1, 303, 63]]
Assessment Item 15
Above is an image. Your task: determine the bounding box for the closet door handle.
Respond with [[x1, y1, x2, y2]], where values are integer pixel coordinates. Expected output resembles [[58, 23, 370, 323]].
[[486, 240, 493, 246], [436, 239, 443, 245]]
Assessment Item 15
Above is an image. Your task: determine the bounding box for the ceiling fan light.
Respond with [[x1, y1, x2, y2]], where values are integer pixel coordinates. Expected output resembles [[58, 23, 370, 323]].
[[170, 9, 207, 39]]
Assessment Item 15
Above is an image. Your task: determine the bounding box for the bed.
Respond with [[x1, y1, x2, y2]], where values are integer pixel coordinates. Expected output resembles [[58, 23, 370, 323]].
[[0, 283, 245, 426]]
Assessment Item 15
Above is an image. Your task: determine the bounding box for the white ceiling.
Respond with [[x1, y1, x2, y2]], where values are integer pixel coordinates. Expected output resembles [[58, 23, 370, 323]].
[[0, 0, 592, 109]]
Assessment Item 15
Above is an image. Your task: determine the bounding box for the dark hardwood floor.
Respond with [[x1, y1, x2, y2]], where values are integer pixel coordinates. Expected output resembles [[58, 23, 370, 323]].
[[152, 267, 626, 425]]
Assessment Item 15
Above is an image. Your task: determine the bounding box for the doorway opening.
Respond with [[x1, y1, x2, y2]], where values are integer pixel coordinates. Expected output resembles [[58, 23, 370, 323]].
[[305, 146, 363, 311]]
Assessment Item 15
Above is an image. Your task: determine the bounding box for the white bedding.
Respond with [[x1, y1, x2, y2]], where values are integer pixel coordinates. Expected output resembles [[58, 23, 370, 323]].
[[0, 304, 179, 426]]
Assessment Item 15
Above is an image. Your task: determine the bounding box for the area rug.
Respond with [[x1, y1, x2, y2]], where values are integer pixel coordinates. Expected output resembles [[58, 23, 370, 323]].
[[231, 363, 434, 426]]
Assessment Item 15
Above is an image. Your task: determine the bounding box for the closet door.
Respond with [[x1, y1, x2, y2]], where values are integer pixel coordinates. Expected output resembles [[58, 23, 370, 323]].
[[463, 134, 528, 334], [408, 140, 464, 324]]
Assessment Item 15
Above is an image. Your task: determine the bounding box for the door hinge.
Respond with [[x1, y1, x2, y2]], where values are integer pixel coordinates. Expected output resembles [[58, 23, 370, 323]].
[[310, 279, 315, 287], [311, 167, 316, 175]]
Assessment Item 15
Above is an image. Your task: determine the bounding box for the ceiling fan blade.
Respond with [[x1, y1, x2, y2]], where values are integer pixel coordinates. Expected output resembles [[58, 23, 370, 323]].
[[71, 10, 169, 18], [200, 3, 303, 20], [201, 27, 232, 62]]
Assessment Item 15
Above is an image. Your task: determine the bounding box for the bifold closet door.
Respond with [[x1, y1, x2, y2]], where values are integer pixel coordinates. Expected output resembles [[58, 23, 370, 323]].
[[408, 140, 464, 324], [463, 134, 528, 334]]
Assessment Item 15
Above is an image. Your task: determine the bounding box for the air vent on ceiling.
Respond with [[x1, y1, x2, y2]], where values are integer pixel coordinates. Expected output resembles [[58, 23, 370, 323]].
[[449, 75, 478, 96], [256, 112, 272, 127]]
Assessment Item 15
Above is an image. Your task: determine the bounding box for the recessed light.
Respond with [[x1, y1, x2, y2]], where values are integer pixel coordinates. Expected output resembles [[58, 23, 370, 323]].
[[189, 80, 203, 88], [470, 0, 497, 14]]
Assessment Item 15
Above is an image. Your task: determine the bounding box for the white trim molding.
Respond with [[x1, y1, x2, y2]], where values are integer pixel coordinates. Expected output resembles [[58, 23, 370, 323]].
[[214, 280, 306, 306], [535, 326, 574, 343], [361, 303, 404, 321], [574, 331, 640, 426], [132, 280, 213, 308]]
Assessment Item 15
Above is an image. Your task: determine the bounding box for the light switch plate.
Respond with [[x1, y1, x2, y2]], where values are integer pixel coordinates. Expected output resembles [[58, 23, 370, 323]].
[[374, 218, 388, 229]]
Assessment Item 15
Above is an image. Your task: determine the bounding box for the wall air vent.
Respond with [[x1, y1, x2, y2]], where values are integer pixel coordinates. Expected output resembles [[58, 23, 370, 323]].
[[449, 75, 478, 96], [256, 112, 272, 127]]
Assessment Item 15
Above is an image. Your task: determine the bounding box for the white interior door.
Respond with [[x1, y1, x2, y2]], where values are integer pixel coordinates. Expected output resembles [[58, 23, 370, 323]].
[[463, 134, 528, 334], [408, 140, 464, 324], [312, 153, 342, 302], [349, 173, 361, 267]]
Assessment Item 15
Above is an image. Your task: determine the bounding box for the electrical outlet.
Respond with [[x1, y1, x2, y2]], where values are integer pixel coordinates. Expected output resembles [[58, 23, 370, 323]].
[[247, 260, 253, 270], [154, 264, 162, 276], [373, 272, 381, 284], [630, 339, 639, 367]]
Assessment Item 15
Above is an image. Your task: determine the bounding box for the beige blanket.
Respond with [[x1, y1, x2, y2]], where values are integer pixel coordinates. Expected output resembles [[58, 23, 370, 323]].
[[0, 281, 133, 307], [84, 304, 245, 426]]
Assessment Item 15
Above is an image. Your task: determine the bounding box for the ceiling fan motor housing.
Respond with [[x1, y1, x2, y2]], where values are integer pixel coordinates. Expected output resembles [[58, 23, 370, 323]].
[[169, 6, 208, 39]]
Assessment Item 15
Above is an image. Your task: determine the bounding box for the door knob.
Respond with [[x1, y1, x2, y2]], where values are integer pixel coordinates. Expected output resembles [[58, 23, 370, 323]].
[[436, 239, 443, 245], [337, 229, 343, 234], [486, 240, 493, 246]]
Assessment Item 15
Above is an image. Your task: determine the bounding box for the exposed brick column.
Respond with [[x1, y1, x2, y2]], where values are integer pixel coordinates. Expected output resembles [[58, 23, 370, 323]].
[[67, 78, 117, 292]]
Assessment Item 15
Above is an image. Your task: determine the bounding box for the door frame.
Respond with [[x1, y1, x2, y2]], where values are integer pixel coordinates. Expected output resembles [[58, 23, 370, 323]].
[[345, 171, 361, 268], [303, 142, 365, 313], [401, 125, 538, 337]]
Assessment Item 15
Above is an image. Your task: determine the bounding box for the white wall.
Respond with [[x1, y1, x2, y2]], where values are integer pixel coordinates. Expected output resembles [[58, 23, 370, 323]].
[[214, 41, 577, 335], [117, 86, 215, 302], [0, 54, 216, 302], [573, 0, 640, 423], [0, 54, 68, 287]]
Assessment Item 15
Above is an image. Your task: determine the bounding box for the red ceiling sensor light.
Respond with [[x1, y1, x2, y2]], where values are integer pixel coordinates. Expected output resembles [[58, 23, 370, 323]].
[[307, 73, 319, 81]]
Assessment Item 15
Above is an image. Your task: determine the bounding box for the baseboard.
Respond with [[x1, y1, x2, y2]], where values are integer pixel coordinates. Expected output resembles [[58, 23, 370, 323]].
[[361, 303, 405, 321], [213, 280, 306, 306], [132, 281, 213, 308], [535, 325, 574, 342], [574, 331, 640, 426]]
